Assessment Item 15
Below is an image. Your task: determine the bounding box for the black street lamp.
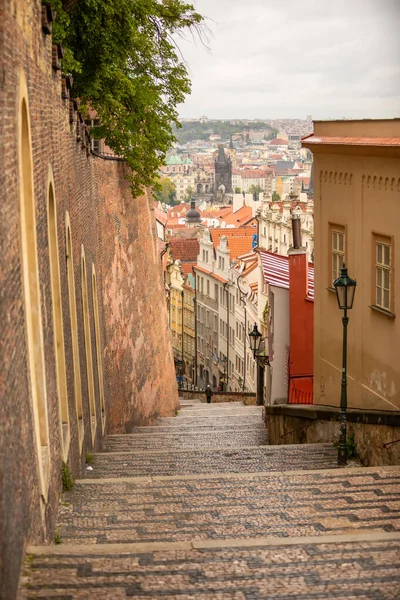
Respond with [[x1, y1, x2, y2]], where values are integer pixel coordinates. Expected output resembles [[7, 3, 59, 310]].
[[333, 264, 357, 466], [221, 355, 228, 391], [248, 323, 270, 405]]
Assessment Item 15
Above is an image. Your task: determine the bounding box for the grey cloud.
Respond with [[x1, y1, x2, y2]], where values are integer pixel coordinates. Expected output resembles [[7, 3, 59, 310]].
[[177, 0, 400, 119]]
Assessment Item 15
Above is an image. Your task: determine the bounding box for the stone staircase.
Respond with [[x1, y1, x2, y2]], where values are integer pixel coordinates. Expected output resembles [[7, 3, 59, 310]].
[[19, 400, 400, 599]]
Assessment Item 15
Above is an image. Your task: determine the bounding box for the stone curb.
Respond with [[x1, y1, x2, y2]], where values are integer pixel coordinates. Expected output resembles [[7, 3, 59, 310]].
[[75, 464, 399, 485], [94, 443, 335, 456], [27, 531, 400, 556]]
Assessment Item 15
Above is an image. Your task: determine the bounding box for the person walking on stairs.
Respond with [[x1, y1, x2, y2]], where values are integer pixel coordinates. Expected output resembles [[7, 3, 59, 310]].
[[206, 385, 213, 404]]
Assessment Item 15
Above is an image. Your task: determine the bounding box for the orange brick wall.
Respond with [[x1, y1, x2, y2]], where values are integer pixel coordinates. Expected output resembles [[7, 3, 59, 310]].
[[0, 1, 178, 597]]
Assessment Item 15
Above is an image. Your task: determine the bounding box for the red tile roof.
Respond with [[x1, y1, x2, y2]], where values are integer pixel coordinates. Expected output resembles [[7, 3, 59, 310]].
[[210, 228, 256, 260], [181, 262, 196, 276], [222, 205, 253, 226], [269, 138, 288, 145], [169, 238, 200, 262], [302, 134, 400, 147]]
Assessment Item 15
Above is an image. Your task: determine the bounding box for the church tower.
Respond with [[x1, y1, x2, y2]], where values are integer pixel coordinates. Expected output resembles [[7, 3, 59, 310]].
[[214, 144, 232, 194]]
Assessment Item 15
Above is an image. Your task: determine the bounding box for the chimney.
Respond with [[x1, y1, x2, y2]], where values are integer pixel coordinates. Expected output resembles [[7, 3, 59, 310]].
[[292, 208, 302, 249]]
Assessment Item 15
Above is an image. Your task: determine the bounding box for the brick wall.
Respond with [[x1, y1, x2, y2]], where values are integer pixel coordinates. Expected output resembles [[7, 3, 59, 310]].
[[0, 1, 178, 597]]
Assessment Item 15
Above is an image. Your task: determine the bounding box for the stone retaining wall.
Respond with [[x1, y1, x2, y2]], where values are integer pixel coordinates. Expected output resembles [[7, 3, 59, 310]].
[[179, 391, 257, 405], [266, 404, 400, 466]]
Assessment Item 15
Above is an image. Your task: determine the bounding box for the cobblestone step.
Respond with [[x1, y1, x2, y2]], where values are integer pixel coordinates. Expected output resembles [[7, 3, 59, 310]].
[[89, 444, 338, 478], [104, 429, 268, 451], [57, 468, 400, 546], [20, 534, 400, 599], [19, 400, 400, 599]]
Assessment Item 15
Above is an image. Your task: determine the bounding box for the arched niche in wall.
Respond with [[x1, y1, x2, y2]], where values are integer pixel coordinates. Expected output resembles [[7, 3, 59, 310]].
[[18, 70, 50, 500], [65, 212, 84, 452], [81, 246, 97, 444], [47, 170, 70, 460], [92, 265, 106, 432]]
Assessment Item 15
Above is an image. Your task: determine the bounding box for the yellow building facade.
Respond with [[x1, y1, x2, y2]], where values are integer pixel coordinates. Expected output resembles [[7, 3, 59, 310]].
[[302, 119, 400, 412], [183, 274, 196, 383]]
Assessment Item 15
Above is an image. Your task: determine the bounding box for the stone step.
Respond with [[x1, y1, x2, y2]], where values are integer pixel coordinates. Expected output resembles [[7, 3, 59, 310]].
[[127, 417, 265, 433], [57, 467, 400, 546], [89, 443, 339, 479], [19, 533, 400, 599], [104, 428, 268, 452]]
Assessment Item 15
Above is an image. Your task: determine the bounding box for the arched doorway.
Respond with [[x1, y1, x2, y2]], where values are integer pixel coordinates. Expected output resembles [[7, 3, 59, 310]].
[[81, 247, 96, 444], [18, 75, 50, 498], [65, 213, 84, 451], [47, 176, 70, 459], [92, 266, 106, 432], [197, 183, 203, 193]]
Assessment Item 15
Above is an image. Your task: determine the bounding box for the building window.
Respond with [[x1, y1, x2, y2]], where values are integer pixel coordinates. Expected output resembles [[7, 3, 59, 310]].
[[85, 118, 102, 153], [374, 235, 392, 312], [207, 280, 210, 297], [331, 224, 345, 283]]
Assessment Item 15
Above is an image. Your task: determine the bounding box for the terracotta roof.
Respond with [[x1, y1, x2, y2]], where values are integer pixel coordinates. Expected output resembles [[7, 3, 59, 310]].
[[210, 228, 256, 260], [269, 138, 288, 145], [301, 134, 400, 147], [240, 169, 271, 178], [181, 262, 196, 277], [169, 238, 200, 262], [222, 205, 253, 226]]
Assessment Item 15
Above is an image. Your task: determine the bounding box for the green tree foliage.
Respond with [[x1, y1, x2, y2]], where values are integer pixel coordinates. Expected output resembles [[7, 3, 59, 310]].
[[248, 184, 263, 200], [154, 177, 177, 205], [173, 121, 278, 144], [184, 186, 194, 201], [272, 191, 281, 201], [50, 0, 204, 197], [234, 187, 242, 194]]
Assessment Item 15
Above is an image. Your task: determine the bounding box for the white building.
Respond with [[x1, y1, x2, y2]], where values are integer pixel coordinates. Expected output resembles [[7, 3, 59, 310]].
[[230, 253, 259, 392], [257, 195, 314, 261], [169, 172, 196, 202]]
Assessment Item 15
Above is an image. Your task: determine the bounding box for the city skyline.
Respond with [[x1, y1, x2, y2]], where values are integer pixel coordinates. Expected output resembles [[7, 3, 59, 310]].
[[178, 0, 400, 121]]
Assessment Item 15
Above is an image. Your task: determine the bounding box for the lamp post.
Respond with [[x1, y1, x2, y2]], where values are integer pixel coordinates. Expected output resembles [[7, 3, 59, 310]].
[[221, 355, 228, 391], [333, 264, 357, 466], [248, 323, 270, 406]]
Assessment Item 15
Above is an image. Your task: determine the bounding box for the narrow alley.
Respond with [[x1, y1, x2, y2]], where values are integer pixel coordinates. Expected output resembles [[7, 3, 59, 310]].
[[20, 400, 400, 599]]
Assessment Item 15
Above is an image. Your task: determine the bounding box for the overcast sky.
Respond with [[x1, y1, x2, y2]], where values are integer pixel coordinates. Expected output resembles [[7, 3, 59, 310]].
[[177, 0, 400, 120]]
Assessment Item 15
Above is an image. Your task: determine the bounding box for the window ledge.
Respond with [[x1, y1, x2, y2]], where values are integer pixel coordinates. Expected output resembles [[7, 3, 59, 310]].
[[369, 305, 396, 318]]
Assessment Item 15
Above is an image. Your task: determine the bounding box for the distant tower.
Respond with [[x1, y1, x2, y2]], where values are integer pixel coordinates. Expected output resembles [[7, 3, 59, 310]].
[[214, 144, 232, 194], [185, 199, 202, 228]]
